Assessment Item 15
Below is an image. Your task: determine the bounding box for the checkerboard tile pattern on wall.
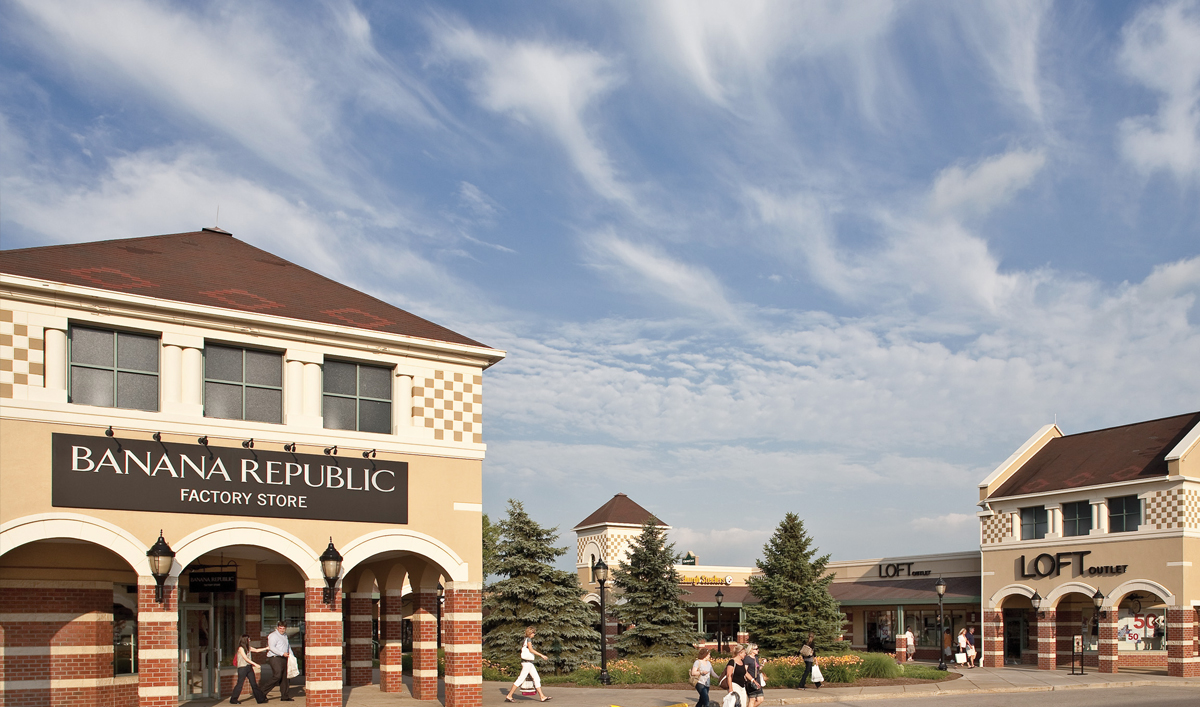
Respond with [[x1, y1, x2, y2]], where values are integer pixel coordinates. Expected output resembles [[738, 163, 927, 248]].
[[412, 370, 483, 443], [981, 513, 1008, 545], [0, 308, 46, 399], [1144, 488, 1200, 531]]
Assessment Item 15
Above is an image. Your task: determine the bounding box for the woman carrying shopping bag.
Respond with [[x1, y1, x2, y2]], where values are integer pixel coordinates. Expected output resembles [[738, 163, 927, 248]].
[[690, 647, 714, 707], [721, 643, 749, 707], [505, 627, 551, 702], [798, 634, 817, 689]]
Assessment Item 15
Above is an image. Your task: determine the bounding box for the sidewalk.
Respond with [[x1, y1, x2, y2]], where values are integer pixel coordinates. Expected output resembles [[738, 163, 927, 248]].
[[181, 665, 1200, 706]]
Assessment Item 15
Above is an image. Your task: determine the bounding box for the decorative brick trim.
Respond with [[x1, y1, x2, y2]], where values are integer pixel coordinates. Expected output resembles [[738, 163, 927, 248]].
[[411, 591, 440, 701], [445, 586, 483, 707]]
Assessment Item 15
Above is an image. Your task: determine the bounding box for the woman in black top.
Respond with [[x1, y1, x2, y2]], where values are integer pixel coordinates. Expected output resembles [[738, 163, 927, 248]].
[[723, 643, 749, 706]]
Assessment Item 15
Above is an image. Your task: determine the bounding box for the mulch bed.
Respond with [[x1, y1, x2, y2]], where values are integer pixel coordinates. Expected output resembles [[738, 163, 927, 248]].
[[536, 672, 962, 690]]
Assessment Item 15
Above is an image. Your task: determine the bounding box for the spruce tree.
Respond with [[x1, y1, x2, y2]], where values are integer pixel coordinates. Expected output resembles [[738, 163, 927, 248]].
[[612, 519, 702, 657], [483, 500, 599, 671], [743, 513, 845, 655], [482, 512, 500, 580]]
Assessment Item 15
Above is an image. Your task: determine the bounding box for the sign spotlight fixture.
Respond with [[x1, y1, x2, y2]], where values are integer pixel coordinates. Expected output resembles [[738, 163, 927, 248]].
[[152, 432, 162, 442], [284, 443, 297, 453], [324, 445, 337, 456], [105, 426, 114, 437], [197, 436, 209, 446], [242, 438, 254, 449], [363, 449, 376, 459]]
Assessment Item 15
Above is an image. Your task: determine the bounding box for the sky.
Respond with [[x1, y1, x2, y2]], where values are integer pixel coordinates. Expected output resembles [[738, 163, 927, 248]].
[[2, 0, 1199, 571]]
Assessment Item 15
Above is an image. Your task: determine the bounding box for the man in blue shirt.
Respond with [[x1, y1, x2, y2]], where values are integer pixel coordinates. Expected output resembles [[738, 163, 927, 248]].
[[257, 621, 294, 701]]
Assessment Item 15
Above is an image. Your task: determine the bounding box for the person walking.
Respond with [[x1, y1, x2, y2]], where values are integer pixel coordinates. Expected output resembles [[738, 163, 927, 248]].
[[967, 627, 979, 668], [798, 634, 816, 689], [257, 621, 294, 701], [743, 643, 765, 707], [690, 646, 714, 707], [229, 634, 267, 704], [942, 628, 954, 669], [505, 627, 551, 702], [722, 643, 749, 707], [904, 626, 917, 662], [957, 628, 972, 668]]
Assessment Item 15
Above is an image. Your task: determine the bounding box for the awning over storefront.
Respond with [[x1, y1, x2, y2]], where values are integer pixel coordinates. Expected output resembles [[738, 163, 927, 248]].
[[829, 576, 980, 605], [682, 586, 757, 605]]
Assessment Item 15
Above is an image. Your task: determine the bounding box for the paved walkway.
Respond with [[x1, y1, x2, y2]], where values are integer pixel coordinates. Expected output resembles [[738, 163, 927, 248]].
[[182, 665, 1200, 706]]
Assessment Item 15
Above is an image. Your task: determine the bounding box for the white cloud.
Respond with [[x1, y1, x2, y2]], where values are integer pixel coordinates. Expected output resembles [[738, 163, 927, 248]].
[[928, 149, 1047, 219], [669, 526, 773, 567], [431, 21, 632, 206], [1117, 0, 1200, 181], [584, 230, 739, 321], [951, 0, 1050, 122], [910, 513, 976, 532]]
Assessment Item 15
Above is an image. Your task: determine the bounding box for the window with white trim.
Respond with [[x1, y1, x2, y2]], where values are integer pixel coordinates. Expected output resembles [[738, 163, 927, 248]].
[[204, 344, 283, 423], [323, 360, 392, 434], [1021, 506, 1048, 540], [69, 326, 159, 411], [1108, 495, 1141, 533]]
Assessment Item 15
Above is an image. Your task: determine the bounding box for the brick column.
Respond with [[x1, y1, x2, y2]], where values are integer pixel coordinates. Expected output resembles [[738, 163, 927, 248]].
[[1056, 609, 1081, 666], [347, 593, 374, 686], [1098, 609, 1118, 674], [1036, 609, 1056, 670], [1166, 606, 1199, 678], [138, 577, 179, 707], [982, 610, 1004, 667], [379, 590, 405, 693], [243, 590, 262, 647], [303, 583, 343, 707], [411, 591, 439, 701], [895, 633, 907, 664], [0, 580, 116, 707], [443, 582, 482, 707]]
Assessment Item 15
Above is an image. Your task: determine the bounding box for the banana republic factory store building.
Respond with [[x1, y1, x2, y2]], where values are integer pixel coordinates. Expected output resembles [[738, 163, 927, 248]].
[[0, 229, 504, 707], [978, 412, 1200, 677]]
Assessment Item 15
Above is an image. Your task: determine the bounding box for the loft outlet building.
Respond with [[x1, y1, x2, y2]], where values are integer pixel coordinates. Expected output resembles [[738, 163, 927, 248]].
[[0, 229, 504, 707], [978, 412, 1200, 676]]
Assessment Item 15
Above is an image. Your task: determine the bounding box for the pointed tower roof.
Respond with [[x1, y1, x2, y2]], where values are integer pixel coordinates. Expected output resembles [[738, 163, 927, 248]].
[[0, 229, 501, 359], [573, 493, 668, 531]]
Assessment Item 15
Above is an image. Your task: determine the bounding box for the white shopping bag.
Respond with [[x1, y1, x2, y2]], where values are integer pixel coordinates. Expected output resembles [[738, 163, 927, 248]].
[[721, 692, 741, 707], [811, 664, 824, 683], [286, 653, 300, 679]]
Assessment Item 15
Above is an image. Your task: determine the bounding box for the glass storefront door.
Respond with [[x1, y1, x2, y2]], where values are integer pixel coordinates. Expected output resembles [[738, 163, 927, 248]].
[[181, 605, 215, 699]]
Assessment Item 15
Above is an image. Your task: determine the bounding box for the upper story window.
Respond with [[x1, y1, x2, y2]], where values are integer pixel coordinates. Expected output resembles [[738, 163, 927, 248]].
[[204, 345, 283, 423], [1021, 506, 1048, 540], [69, 326, 159, 411], [1062, 501, 1092, 537], [1108, 495, 1141, 533], [323, 360, 392, 434]]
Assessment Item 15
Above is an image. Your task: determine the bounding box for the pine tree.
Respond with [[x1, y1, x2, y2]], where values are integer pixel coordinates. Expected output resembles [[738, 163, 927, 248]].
[[483, 500, 599, 671], [482, 512, 500, 580], [612, 519, 702, 657], [743, 513, 845, 655]]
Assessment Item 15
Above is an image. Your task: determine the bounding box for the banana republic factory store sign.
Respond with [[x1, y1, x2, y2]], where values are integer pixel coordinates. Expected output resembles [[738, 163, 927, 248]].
[[52, 433, 409, 523]]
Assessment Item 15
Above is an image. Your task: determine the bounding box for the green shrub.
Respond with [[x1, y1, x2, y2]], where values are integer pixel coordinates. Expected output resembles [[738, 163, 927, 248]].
[[901, 664, 950, 680], [565, 667, 601, 686], [821, 663, 855, 683], [636, 657, 689, 684], [855, 653, 901, 679], [607, 659, 643, 684], [761, 661, 801, 688]]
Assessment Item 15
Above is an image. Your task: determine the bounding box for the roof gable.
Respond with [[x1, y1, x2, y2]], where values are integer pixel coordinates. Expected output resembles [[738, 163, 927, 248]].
[[574, 493, 667, 530], [991, 411, 1200, 498], [0, 230, 489, 349]]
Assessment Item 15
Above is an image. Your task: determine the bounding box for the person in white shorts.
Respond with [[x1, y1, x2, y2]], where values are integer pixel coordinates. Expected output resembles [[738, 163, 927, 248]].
[[505, 627, 551, 702]]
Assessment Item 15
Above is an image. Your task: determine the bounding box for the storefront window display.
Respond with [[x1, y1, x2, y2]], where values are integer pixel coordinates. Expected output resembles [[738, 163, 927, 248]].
[[1117, 604, 1167, 653]]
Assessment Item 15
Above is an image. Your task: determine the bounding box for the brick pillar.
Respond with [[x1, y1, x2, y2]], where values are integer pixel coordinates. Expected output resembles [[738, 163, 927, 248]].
[[1056, 609, 1081, 666], [896, 633, 907, 664], [380, 590, 405, 693], [411, 591, 439, 701], [0, 580, 116, 707], [303, 583, 343, 707], [1098, 609, 1118, 674], [138, 577, 179, 707], [1166, 606, 1199, 678], [443, 582, 483, 707], [1036, 609, 1056, 670], [243, 590, 262, 647], [982, 610, 1004, 667], [347, 593, 374, 686]]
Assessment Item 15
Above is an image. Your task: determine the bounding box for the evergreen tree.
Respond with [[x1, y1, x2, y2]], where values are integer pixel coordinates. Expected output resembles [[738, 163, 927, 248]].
[[612, 519, 702, 657], [482, 512, 500, 580], [743, 513, 845, 655], [483, 500, 599, 671]]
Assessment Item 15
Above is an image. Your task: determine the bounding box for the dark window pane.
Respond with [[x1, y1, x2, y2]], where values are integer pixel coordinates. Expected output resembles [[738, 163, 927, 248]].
[[245, 350, 282, 387], [245, 387, 282, 424], [71, 366, 114, 407], [206, 346, 243, 382], [359, 399, 391, 434], [359, 365, 392, 400], [117, 333, 159, 372], [117, 372, 158, 411], [323, 395, 356, 430], [205, 382, 243, 419], [324, 361, 356, 395], [71, 328, 114, 367]]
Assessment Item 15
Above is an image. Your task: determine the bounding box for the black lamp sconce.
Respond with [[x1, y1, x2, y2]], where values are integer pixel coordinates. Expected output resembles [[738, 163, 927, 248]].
[[146, 531, 176, 603], [320, 538, 343, 605]]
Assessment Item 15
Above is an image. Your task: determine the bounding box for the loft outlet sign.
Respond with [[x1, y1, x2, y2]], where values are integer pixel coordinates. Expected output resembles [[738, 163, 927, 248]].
[[52, 433, 408, 523]]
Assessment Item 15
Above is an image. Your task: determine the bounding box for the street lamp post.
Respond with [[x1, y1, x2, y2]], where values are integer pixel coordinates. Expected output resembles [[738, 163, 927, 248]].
[[593, 558, 611, 686], [715, 589, 725, 655], [935, 577, 947, 671], [1088, 589, 1104, 675]]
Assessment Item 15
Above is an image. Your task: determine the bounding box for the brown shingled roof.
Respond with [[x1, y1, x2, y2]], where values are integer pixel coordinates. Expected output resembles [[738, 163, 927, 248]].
[[827, 576, 979, 604], [0, 229, 489, 349], [992, 411, 1200, 498], [573, 493, 666, 529]]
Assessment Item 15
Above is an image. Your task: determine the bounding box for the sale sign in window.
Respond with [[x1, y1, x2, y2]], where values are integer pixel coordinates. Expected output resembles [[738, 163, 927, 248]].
[[1116, 609, 1166, 652]]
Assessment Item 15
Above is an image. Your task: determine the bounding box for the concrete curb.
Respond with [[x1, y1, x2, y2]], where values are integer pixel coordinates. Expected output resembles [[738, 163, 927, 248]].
[[767, 678, 1200, 704]]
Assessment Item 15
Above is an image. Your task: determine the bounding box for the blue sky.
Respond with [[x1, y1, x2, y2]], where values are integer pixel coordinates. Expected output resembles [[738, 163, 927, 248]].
[[3, 0, 1199, 569]]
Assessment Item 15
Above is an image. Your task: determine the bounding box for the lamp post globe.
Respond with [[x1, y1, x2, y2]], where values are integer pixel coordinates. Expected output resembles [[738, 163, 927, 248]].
[[593, 558, 611, 685], [146, 531, 175, 603], [934, 578, 946, 671], [319, 538, 342, 605], [715, 589, 724, 654]]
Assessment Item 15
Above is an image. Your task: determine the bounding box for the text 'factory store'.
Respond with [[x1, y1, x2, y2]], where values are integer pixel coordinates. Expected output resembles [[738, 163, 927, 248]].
[[0, 229, 505, 707]]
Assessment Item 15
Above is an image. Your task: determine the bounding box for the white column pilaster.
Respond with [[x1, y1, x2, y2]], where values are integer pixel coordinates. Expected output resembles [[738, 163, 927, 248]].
[[40, 327, 68, 401], [287, 349, 324, 428], [164, 332, 204, 416], [394, 374, 413, 433]]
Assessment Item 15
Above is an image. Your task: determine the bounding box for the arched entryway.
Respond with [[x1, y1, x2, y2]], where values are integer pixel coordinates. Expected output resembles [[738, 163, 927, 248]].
[[1045, 582, 1103, 672], [983, 584, 1037, 668]]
